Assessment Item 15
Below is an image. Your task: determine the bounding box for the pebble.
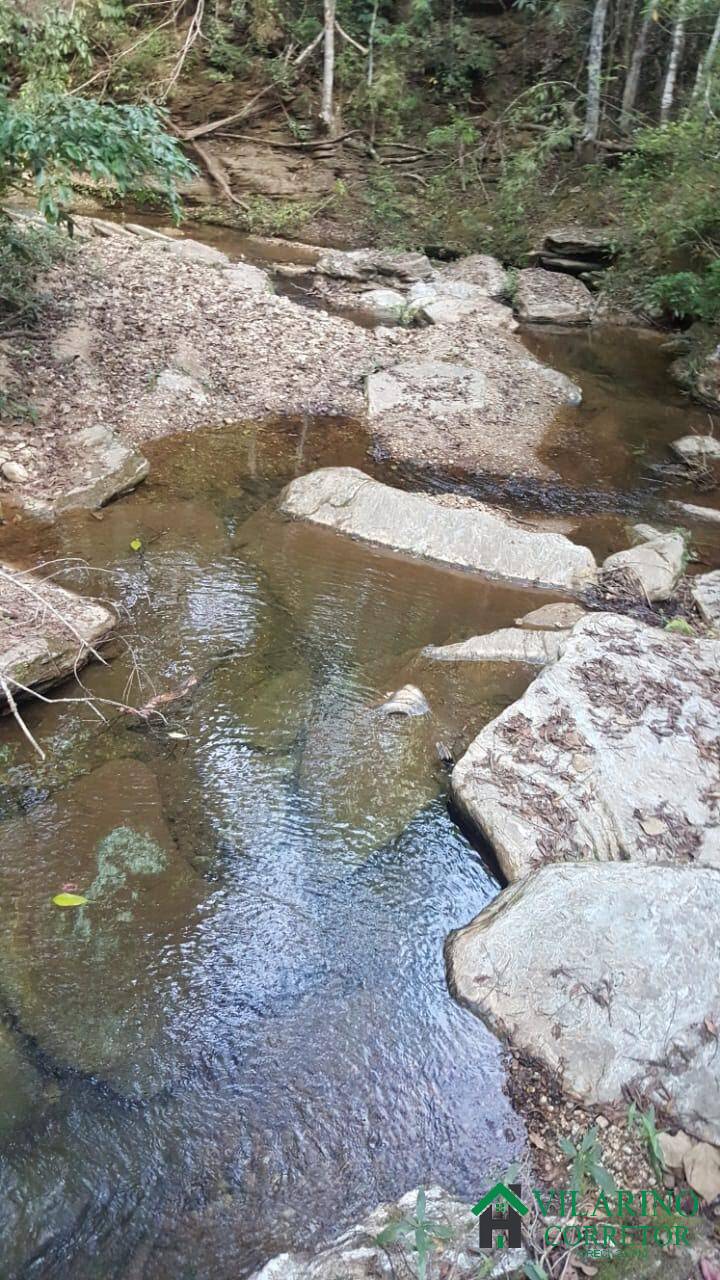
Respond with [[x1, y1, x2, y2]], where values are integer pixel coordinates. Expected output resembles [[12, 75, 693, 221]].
[[1, 460, 30, 484]]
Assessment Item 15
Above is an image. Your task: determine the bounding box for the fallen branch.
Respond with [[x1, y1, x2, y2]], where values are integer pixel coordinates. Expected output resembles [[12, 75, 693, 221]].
[[179, 85, 278, 142], [215, 128, 361, 150], [0, 674, 46, 760], [294, 29, 324, 69], [334, 19, 368, 54], [0, 566, 108, 667]]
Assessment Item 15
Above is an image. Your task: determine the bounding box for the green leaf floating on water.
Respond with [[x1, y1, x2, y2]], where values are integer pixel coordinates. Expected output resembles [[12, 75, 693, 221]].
[[130, 538, 143, 552], [53, 892, 88, 908]]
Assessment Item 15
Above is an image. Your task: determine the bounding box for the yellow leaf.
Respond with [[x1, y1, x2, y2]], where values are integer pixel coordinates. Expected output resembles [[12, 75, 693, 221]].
[[130, 538, 142, 552], [53, 892, 88, 908]]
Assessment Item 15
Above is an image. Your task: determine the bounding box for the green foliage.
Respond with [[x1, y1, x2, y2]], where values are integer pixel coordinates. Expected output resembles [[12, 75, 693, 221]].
[[375, 1187, 454, 1280], [239, 194, 317, 235], [646, 262, 720, 323], [559, 1126, 616, 1198], [0, 93, 193, 225], [627, 1103, 666, 1180]]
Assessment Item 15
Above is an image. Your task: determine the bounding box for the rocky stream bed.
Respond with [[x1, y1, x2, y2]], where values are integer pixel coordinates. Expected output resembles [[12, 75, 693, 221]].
[[0, 216, 719, 1279]]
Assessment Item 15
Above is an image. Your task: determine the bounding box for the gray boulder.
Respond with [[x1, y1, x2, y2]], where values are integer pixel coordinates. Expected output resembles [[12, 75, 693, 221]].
[[446, 863, 720, 1145], [423, 627, 566, 667], [223, 261, 273, 294], [54, 425, 149, 511], [0, 760, 206, 1098], [514, 268, 594, 325], [515, 602, 586, 630], [692, 570, 720, 625], [316, 248, 433, 283], [451, 613, 720, 881], [439, 253, 508, 299], [279, 468, 597, 592], [0, 563, 116, 698], [377, 683, 430, 716], [250, 1186, 523, 1280], [600, 530, 687, 601], [355, 287, 407, 323], [672, 435, 720, 466], [166, 237, 230, 267]]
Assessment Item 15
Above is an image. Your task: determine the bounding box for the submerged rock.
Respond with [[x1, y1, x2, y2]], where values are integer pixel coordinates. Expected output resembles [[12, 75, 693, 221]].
[[600, 530, 687, 602], [451, 613, 720, 881], [377, 683, 430, 716], [250, 1186, 524, 1280], [514, 268, 594, 325], [278, 468, 597, 592], [0, 760, 206, 1097], [0, 1024, 45, 1138], [446, 862, 720, 1144], [0, 564, 116, 699], [423, 627, 566, 667], [692, 570, 720, 625]]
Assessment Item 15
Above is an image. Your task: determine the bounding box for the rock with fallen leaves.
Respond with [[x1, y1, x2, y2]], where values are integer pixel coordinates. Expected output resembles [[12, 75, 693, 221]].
[[451, 613, 720, 881], [446, 862, 720, 1143]]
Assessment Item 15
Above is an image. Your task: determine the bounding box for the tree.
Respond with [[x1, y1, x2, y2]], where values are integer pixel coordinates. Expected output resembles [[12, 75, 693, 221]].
[[582, 0, 611, 152], [660, 0, 688, 122], [620, 1, 655, 130], [693, 1, 720, 106], [320, 0, 337, 131]]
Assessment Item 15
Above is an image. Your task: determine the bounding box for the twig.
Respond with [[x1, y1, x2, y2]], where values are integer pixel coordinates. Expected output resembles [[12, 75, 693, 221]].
[[0, 674, 46, 759], [334, 19, 368, 54]]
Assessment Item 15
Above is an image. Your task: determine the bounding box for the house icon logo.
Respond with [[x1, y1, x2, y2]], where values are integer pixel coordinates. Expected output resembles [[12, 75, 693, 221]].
[[472, 1181, 528, 1250]]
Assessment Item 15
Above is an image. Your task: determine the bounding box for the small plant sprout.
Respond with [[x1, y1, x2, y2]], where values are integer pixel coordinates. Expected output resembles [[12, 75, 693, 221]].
[[558, 1126, 616, 1198], [375, 1187, 454, 1280], [627, 1102, 666, 1182]]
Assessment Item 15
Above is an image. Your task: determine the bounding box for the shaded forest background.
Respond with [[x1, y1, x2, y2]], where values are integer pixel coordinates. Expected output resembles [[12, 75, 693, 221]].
[[2, 0, 720, 333]]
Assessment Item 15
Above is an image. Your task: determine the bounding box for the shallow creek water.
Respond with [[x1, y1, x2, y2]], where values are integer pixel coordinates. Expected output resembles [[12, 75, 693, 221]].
[[0, 227, 719, 1279]]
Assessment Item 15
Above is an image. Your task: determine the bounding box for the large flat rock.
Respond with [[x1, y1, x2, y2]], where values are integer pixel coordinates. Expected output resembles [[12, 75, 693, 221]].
[[515, 268, 594, 325], [278, 469, 597, 592], [451, 613, 720, 881], [446, 863, 720, 1144], [0, 760, 206, 1097], [53, 425, 149, 512], [0, 563, 116, 699]]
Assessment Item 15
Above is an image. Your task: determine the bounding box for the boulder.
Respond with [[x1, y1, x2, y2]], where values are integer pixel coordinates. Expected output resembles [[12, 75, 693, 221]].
[[0, 563, 116, 699], [515, 602, 586, 630], [165, 237, 230, 267], [411, 292, 518, 332], [223, 261, 273, 294], [671, 502, 720, 525], [279, 468, 597, 593], [377, 684, 430, 716], [367, 361, 487, 416], [53, 425, 149, 511], [439, 253, 508, 299], [423, 627, 566, 667], [692, 570, 720, 625], [446, 862, 720, 1143], [451, 613, 720, 881], [542, 226, 617, 257], [683, 1143, 720, 1203], [250, 1187, 524, 1280], [316, 248, 434, 284], [600, 531, 687, 602], [355, 287, 407, 323], [0, 760, 206, 1097], [672, 435, 720, 466], [514, 268, 594, 325]]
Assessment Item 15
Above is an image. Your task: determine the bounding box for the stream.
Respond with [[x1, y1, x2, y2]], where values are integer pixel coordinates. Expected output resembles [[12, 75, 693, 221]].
[[0, 224, 718, 1279]]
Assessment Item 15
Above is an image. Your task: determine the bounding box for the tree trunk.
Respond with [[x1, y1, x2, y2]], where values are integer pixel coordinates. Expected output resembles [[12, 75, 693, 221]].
[[582, 0, 611, 150], [693, 3, 720, 101], [320, 0, 336, 133], [660, 0, 687, 124], [620, 5, 653, 130]]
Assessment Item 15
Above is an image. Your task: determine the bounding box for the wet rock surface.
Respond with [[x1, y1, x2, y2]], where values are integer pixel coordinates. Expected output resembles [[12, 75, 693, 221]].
[[600, 528, 687, 601], [446, 862, 720, 1144], [451, 612, 720, 881], [0, 760, 206, 1097], [250, 1186, 524, 1280], [515, 268, 595, 325], [0, 563, 116, 698], [279, 468, 597, 591], [672, 434, 720, 465], [423, 626, 566, 667]]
